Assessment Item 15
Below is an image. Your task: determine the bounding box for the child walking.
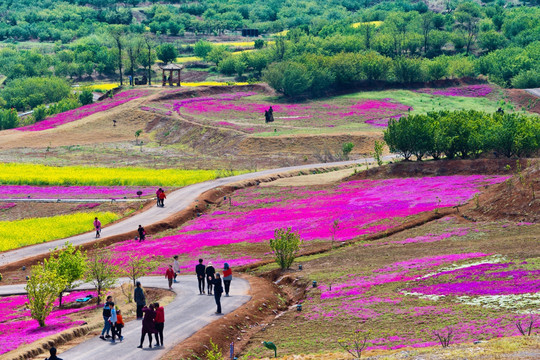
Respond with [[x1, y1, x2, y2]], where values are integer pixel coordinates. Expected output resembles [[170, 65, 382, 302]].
[[93, 217, 101, 238]]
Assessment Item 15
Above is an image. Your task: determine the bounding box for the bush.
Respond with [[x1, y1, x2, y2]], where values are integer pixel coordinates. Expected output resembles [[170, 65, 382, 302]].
[[32, 105, 47, 122], [270, 227, 302, 269], [0, 108, 18, 130], [79, 89, 94, 106], [2, 77, 70, 111], [511, 69, 540, 88], [263, 62, 312, 97]]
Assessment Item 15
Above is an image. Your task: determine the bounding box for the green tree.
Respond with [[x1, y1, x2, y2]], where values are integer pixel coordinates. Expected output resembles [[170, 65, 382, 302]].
[[79, 89, 93, 106], [392, 57, 424, 83], [478, 30, 507, 52], [270, 227, 302, 270], [342, 142, 354, 160], [206, 46, 229, 66], [263, 61, 312, 97], [193, 40, 213, 59], [85, 248, 118, 304], [32, 105, 47, 123], [25, 263, 66, 327], [108, 25, 126, 86], [46, 242, 87, 308], [157, 43, 178, 65], [0, 108, 19, 130]]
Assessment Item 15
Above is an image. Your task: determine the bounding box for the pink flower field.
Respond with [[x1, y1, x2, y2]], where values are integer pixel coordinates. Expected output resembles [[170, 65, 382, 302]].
[[143, 92, 412, 132], [107, 175, 509, 271], [0, 185, 159, 199], [18, 89, 152, 132], [302, 250, 539, 351], [415, 84, 493, 97], [0, 291, 97, 355]]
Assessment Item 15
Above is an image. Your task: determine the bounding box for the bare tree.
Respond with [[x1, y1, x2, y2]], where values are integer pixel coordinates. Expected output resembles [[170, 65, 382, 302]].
[[109, 25, 126, 86]]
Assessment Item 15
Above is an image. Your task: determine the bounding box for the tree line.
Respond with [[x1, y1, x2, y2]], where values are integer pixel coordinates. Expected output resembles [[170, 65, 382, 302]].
[[383, 110, 540, 161]]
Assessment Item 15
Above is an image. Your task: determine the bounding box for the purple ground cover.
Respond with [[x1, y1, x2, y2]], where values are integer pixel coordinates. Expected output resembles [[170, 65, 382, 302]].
[[0, 290, 97, 355], [0, 202, 16, 210], [147, 92, 412, 132], [0, 185, 158, 199], [108, 175, 508, 270], [18, 89, 152, 132], [415, 85, 492, 97]]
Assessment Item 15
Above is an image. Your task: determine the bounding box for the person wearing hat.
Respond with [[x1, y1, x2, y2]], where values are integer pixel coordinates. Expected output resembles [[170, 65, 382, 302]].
[[205, 262, 216, 296]]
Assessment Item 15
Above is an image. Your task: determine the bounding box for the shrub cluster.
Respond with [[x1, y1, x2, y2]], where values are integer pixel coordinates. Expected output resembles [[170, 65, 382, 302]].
[[383, 110, 540, 161]]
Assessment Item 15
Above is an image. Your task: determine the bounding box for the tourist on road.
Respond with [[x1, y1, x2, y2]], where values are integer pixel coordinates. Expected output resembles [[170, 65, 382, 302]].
[[93, 217, 101, 238], [213, 273, 224, 314], [137, 225, 146, 241], [109, 302, 123, 343], [134, 281, 146, 319], [156, 188, 163, 207], [99, 296, 113, 340], [196, 258, 206, 295], [154, 302, 165, 347], [45, 347, 62, 360], [158, 189, 166, 207], [114, 308, 125, 342], [165, 264, 175, 290], [173, 255, 180, 283], [223, 263, 233, 297], [206, 262, 216, 295], [137, 303, 157, 349]]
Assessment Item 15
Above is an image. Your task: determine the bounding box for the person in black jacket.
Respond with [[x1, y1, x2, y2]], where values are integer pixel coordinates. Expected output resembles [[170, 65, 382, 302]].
[[213, 273, 224, 314], [195, 258, 206, 295], [205, 262, 216, 295], [45, 347, 62, 360]]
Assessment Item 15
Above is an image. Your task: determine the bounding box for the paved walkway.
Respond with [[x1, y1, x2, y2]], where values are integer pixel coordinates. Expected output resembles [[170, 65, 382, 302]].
[[525, 88, 540, 98], [0, 275, 250, 360], [0, 157, 394, 267]]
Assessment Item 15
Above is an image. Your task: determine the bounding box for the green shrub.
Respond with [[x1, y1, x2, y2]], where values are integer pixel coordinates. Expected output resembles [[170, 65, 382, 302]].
[[511, 69, 540, 89], [32, 105, 47, 122], [270, 228, 302, 270]]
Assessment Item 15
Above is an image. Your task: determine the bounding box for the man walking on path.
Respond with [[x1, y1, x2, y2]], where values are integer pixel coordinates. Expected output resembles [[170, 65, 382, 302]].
[[99, 296, 113, 340], [213, 273, 224, 314], [45, 347, 63, 360], [137, 225, 146, 241], [165, 265, 175, 290], [196, 258, 206, 295], [206, 262, 216, 296], [173, 255, 180, 283], [154, 302, 165, 347], [93, 217, 101, 238], [134, 281, 146, 319]]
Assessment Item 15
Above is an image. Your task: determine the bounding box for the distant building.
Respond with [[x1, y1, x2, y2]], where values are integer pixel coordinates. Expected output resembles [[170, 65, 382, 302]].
[[241, 29, 259, 37]]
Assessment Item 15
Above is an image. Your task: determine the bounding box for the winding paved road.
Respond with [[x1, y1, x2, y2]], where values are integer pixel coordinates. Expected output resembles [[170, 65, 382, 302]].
[[0, 157, 394, 267], [525, 88, 540, 98], [0, 276, 250, 360]]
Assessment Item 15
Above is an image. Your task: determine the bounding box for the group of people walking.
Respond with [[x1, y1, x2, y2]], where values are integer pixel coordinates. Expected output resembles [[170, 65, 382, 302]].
[[196, 259, 233, 314], [99, 295, 125, 343]]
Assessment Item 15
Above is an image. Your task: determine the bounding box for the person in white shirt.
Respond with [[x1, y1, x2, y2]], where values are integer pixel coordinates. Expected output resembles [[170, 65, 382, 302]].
[[173, 255, 181, 283]]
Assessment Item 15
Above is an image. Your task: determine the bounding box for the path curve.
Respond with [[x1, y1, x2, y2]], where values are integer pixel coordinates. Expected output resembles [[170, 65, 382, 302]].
[[525, 88, 540, 98], [0, 276, 250, 360], [0, 156, 394, 267]]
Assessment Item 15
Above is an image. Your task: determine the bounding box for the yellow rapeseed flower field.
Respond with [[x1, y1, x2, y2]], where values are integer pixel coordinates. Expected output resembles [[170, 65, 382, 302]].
[[0, 163, 244, 186], [181, 81, 250, 87], [176, 56, 203, 63], [352, 20, 384, 28], [86, 83, 120, 91], [0, 212, 118, 252]]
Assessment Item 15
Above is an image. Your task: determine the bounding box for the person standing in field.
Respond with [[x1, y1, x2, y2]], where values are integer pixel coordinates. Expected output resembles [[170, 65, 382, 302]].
[[165, 265, 175, 290], [94, 217, 101, 238], [206, 262, 216, 296], [213, 273, 224, 314], [153, 302, 165, 347], [137, 303, 157, 349], [137, 225, 146, 242], [223, 263, 233, 297], [173, 255, 180, 283], [196, 258, 206, 295], [134, 281, 146, 319]]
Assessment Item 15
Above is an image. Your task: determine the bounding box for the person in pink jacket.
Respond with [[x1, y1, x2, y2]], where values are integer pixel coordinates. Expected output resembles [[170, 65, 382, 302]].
[[93, 217, 101, 238]]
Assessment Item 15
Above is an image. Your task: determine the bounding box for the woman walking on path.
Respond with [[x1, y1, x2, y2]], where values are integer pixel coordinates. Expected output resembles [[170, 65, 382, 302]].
[[165, 265, 175, 290], [153, 302, 165, 347], [137, 225, 146, 242], [93, 217, 101, 238], [205, 262, 216, 296], [155, 188, 163, 207], [196, 258, 206, 294], [213, 273, 224, 314], [134, 282, 146, 319], [137, 304, 157, 349], [173, 255, 180, 283], [158, 189, 166, 207], [223, 263, 233, 297]]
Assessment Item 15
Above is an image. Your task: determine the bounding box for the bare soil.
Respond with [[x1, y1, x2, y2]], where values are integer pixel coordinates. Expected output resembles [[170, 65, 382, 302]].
[[505, 89, 540, 114]]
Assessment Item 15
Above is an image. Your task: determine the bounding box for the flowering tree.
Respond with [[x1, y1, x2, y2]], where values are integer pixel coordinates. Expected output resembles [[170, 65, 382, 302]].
[[25, 263, 66, 327], [85, 248, 118, 304], [270, 227, 302, 269]]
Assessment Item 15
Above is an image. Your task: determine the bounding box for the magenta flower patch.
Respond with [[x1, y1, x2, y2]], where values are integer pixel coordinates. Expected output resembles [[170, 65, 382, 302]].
[[0, 202, 16, 210], [0, 185, 158, 199], [108, 175, 508, 270], [18, 89, 152, 132]]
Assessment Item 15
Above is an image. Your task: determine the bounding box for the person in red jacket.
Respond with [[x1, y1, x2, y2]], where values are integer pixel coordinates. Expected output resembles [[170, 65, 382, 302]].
[[153, 302, 165, 347], [165, 265, 175, 290], [158, 189, 166, 207]]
